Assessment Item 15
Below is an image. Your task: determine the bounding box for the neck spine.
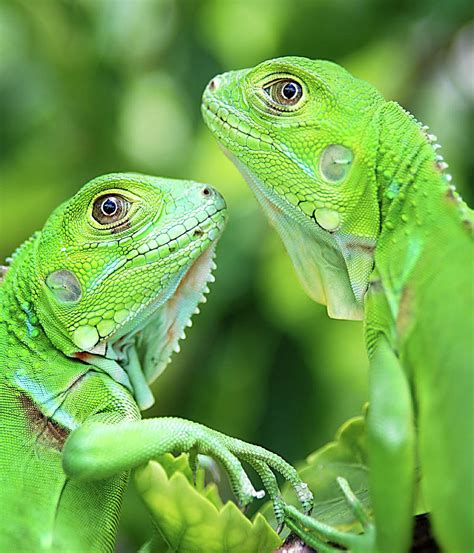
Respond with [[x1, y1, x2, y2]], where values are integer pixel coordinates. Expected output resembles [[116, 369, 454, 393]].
[[374, 101, 468, 229]]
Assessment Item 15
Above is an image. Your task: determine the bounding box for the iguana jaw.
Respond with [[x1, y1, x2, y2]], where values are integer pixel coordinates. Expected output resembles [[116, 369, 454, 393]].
[[72, 226, 222, 412]]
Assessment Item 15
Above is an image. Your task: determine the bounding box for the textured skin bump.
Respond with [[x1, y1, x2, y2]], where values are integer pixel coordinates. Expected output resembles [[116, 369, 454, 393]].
[[73, 324, 100, 350], [313, 208, 340, 231]]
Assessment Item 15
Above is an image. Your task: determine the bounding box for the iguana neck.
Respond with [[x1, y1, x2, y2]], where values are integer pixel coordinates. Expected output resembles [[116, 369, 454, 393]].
[[375, 100, 468, 236]]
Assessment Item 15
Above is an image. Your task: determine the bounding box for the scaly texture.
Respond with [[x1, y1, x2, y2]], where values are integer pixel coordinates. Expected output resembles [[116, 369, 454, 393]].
[[0, 173, 312, 552], [202, 57, 473, 553]]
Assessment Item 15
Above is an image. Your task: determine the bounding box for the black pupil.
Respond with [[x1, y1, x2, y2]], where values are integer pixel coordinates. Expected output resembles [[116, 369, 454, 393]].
[[102, 198, 118, 216], [282, 82, 298, 100]]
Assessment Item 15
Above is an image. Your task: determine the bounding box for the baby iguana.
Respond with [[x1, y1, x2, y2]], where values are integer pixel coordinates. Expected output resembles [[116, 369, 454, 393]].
[[202, 57, 474, 553], [0, 173, 312, 552]]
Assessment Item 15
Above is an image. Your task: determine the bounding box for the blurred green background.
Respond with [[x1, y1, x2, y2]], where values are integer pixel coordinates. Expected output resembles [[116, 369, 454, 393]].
[[1, 0, 472, 549]]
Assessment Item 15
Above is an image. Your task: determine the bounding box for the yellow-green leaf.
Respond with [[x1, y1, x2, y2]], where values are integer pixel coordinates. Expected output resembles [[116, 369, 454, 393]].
[[134, 455, 281, 553]]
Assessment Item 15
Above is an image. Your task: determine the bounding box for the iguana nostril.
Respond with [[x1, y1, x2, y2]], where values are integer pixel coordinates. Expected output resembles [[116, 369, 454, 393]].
[[201, 186, 212, 197], [208, 78, 219, 92]]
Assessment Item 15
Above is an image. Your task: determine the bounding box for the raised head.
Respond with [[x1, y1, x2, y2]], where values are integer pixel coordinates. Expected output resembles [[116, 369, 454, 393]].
[[25, 173, 226, 404], [203, 57, 387, 319]]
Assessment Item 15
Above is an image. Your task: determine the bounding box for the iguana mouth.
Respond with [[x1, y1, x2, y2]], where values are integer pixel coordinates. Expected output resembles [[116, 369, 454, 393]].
[[77, 204, 226, 352], [203, 99, 316, 180], [202, 100, 275, 152]]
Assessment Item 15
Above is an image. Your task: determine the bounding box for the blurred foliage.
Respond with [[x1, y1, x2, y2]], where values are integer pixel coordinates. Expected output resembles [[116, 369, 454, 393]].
[[0, 0, 472, 550]]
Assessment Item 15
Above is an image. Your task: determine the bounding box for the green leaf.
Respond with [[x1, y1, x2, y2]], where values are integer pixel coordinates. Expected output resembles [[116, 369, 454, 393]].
[[262, 415, 369, 532], [134, 454, 281, 553], [298, 415, 370, 530]]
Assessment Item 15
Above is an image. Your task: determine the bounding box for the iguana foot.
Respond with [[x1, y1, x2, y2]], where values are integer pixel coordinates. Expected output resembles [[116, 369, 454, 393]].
[[177, 421, 314, 526], [284, 477, 376, 553]]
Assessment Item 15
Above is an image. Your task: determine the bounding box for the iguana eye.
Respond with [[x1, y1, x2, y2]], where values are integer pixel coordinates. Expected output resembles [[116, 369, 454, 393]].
[[263, 79, 303, 107], [92, 194, 131, 225]]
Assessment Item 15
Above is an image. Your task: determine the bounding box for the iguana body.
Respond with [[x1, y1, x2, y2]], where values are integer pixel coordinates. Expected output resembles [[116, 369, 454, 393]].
[[202, 57, 474, 553], [0, 173, 312, 552]]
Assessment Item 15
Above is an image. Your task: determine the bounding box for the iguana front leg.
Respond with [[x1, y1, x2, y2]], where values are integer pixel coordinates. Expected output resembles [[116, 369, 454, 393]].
[[63, 414, 314, 523], [283, 335, 416, 553]]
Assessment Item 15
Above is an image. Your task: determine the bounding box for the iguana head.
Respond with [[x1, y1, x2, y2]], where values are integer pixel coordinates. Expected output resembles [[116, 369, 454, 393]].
[[203, 56, 385, 320], [34, 173, 226, 391]]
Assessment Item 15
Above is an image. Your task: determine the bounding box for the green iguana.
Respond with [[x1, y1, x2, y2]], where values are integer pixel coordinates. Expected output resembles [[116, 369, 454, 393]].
[[202, 57, 474, 553], [0, 173, 313, 552]]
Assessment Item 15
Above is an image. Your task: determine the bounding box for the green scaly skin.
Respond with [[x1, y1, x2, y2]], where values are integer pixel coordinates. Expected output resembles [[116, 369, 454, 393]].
[[0, 173, 313, 552], [202, 57, 474, 553]]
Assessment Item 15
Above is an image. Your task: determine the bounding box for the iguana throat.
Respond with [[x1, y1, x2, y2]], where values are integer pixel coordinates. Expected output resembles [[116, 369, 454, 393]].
[[230, 154, 369, 320]]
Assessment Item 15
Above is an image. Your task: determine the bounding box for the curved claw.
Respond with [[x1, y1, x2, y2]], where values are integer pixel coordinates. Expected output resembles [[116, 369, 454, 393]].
[[188, 446, 199, 485], [241, 470, 265, 500], [227, 438, 314, 515], [236, 470, 265, 507], [196, 454, 221, 483]]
